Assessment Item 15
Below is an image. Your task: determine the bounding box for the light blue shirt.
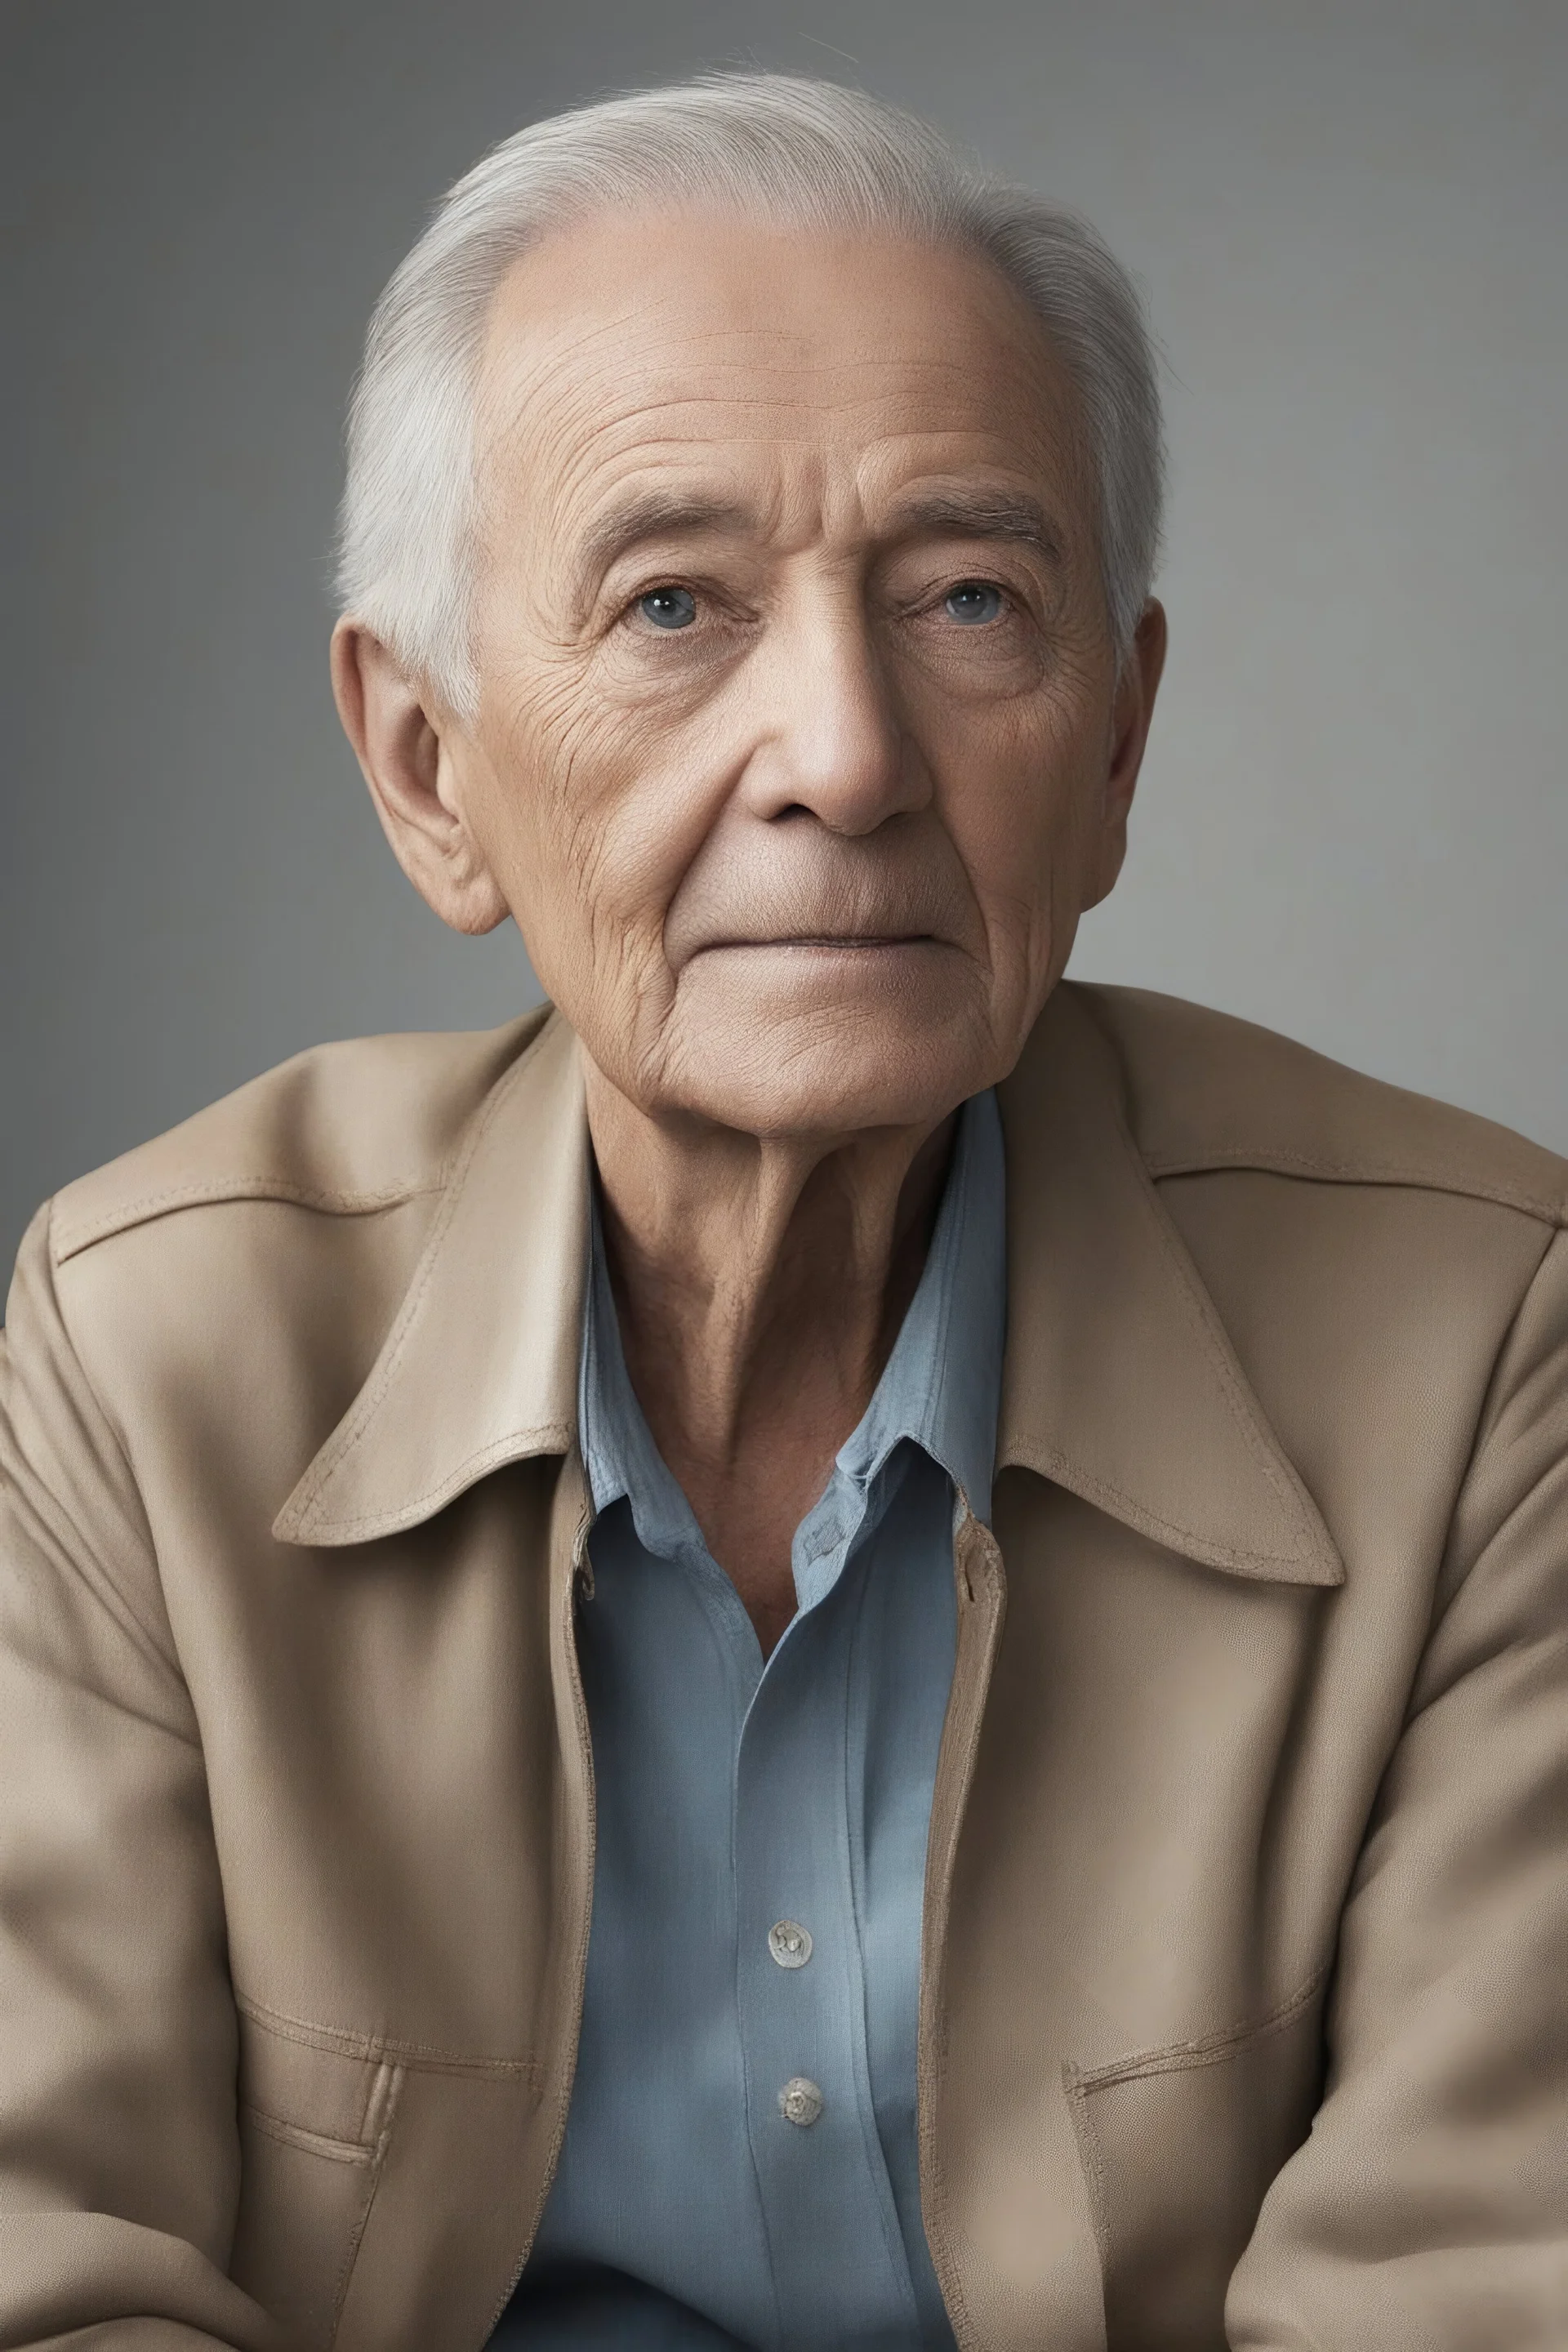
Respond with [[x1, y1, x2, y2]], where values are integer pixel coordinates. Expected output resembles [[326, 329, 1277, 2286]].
[[494, 1090, 1005, 2351]]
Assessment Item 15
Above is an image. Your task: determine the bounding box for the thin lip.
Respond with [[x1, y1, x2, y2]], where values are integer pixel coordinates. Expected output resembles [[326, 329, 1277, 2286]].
[[689, 933, 948, 951]]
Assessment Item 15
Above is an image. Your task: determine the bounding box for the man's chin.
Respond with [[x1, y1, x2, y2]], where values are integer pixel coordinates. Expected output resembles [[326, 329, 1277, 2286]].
[[661, 1009, 991, 1140]]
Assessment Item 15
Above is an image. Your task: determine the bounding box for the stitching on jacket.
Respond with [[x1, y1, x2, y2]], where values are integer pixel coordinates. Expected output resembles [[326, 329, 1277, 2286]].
[[1067, 982, 1568, 1228], [237, 1989, 546, 2088], [997, 1437, 1325, 1579], [1122, 1138, 1327, 1566], [1066, 1962, 1330, 2096], [278, 1018, 564, 1530], [1006, 1013, 1337, 1575], [52, 1173, 448, 1263], [330, 2060, 404, 2332], [356, 2051, 399, 2145], [31, 1222, 198, 1704], [1143, 1145, 1568, 1226], [294, 1426, 572, 1543], [49, 1004, 555, 1264], [1403, 1220, 1568, 1711], [240, 2102, 375, 2164], [1062, 2070, 1111, 2269], [914, 1535, 1004, 2352]]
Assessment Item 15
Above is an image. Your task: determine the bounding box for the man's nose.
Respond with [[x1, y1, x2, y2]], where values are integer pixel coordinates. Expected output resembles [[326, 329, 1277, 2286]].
[[738, 599, 929, 835]]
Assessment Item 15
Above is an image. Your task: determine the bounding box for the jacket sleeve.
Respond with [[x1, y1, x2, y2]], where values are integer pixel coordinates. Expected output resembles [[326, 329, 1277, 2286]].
[[1226, 1223, 1568, 2350], [0, 1207, 283, 2352]]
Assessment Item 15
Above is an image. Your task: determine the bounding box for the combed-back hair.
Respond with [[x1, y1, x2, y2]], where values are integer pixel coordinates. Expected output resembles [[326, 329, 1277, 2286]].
[[336, 72, 1165, 715]]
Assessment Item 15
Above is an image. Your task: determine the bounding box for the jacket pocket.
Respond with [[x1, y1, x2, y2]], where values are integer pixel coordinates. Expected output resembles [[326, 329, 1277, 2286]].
[[230, 1999, 403, 2352], [1065, 1970, 1328, 2352]]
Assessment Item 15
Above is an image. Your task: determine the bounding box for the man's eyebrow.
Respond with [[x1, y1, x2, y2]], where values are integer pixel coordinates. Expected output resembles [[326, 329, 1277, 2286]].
[[574, 491, 757, 590], [569, 483, 1067, 598], [885, 489, 1067, 565]]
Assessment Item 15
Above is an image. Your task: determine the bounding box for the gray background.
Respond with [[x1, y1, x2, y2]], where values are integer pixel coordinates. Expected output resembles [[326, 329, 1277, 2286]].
[[3, 0, 1566, 1275]]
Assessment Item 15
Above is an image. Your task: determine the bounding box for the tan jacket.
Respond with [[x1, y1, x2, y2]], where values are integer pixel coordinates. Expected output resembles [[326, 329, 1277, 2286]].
[[2, 982, 1566, 2352]]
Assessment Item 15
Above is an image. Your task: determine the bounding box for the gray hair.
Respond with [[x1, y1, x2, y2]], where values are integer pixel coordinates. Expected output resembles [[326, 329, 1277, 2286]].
[[337, 72, 1164, 716]]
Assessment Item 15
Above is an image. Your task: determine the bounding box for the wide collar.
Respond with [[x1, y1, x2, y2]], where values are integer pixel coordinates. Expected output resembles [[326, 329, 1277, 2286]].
[[275, 987, 1341, 1588], [995, 985, 1341, 1585], [274, 1009, 589, 1548]]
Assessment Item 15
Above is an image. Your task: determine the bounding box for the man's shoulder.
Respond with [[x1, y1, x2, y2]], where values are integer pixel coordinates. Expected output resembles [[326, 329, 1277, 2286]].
[[1069, 981, 1568, 1229], [47, 1006, 555, 1267]]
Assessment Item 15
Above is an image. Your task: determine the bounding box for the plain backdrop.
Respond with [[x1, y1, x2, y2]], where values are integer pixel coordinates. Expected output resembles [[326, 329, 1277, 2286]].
[[3, 0, 1566, 1274]]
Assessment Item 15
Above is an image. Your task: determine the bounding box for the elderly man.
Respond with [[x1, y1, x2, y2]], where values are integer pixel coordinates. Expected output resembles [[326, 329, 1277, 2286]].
[[1, 69, 1564, 2352]]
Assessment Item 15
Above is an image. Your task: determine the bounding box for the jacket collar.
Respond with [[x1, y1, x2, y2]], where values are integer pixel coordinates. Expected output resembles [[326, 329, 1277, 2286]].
[[276, 987, 1341, 1587], [994, 985, 1341, 1585], [273, 1009, 589, 1548]]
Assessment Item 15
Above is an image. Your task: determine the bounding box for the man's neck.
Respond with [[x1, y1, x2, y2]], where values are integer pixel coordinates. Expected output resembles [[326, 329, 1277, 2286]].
[[583, 1059, 956, 1654]]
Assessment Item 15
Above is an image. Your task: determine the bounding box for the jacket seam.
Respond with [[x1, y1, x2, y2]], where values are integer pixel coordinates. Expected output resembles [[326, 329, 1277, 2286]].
[[1144, 1147, 1567, 1225], [1404, 1220, 1567, 1710], [38, 1208, 194, 1703], [1064, 1960, 1330, 2095], [46, 1005, 557, 1265], [916, 1516, 1006, 2352], [236, 1989, 546, 2087], [52, 1173, 448, 1264], [240, 2103, 376, 2164], [1063, 2069, 1111, 2270], [1061, 1969, 1329, 2263], [1067, 982, 1568, 1227], [329, 2061, 404, 2334]]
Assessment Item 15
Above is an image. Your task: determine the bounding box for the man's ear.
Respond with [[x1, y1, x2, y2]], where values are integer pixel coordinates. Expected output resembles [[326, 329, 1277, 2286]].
[[330, 618, 510, 936], [1081, 597, 1167, 911]]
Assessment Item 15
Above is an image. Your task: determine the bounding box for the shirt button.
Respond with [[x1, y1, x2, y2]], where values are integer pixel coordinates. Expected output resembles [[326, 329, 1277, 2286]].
[[768, 1918, 813, 1970], [777, 2076, 825, 2127]]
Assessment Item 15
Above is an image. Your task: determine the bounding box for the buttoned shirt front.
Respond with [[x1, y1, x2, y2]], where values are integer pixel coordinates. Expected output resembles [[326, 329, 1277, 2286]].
[[497, 1089, 1006, 2350]]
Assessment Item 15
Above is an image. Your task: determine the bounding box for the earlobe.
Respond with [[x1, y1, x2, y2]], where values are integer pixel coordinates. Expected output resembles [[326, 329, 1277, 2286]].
[[1080, 599, 1166, 915], [329, 618, 510, 937], [1107, 599, 1167, 813], [1080, 813, 1131, 912]]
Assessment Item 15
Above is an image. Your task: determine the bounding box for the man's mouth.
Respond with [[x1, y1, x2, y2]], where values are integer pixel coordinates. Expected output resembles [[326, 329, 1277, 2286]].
[[698, 933, 942, 951]]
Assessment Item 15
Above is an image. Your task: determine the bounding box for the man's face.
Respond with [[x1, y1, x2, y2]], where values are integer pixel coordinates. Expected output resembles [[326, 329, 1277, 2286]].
[[444, 208, 1160, 1137]]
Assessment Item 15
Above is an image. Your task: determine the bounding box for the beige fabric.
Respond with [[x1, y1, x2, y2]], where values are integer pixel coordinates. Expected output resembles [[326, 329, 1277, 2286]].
[[2, 982, 1565, 2351]]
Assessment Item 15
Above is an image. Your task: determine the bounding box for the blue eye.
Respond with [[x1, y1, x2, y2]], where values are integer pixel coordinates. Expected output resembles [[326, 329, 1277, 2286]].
[[944, 581, 1004, 625], [639, 586, 697, 630]]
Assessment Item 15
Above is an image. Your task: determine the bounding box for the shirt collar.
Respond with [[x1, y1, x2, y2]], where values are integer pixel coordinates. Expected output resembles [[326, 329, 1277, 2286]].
[[577, 1189, 704, 1562], [579, 1089, 1008, 1555], [831, 1086, 1005, 1521]]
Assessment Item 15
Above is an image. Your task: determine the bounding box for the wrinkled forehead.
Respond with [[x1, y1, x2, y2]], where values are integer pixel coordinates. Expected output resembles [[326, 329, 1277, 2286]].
[[472, 207, 1098, 559]]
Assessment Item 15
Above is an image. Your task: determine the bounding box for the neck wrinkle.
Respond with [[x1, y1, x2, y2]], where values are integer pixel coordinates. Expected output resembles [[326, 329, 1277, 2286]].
[[583, 1058, 958, 1481]]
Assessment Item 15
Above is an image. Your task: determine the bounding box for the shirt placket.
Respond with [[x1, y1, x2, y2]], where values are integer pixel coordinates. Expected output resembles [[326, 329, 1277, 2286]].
[[733, 1495, 924, 2350]]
